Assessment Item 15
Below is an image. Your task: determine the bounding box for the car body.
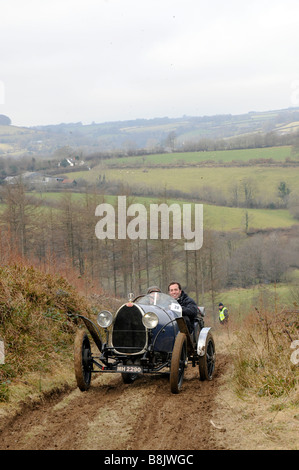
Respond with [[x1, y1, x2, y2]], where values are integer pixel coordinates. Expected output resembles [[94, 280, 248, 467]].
[[74, 292, 216, 394]]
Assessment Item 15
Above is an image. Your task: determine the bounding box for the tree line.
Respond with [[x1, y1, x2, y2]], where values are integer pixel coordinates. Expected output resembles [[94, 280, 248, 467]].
[[0, 181, 298, 321]]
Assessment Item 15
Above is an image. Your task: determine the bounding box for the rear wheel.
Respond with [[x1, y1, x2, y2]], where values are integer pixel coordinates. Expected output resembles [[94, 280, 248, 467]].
[[74, 329, 92, 391], [170, 332, 187, 394], [198, 332, 215, 381]]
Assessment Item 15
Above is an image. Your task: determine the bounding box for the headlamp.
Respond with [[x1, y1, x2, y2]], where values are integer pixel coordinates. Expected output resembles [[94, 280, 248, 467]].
[[142, 311, 159, 329], [97, 310, 113, 328]]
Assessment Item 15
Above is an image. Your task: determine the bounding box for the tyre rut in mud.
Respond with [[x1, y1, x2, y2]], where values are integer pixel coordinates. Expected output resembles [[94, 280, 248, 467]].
[[0, 354, 229, 450]]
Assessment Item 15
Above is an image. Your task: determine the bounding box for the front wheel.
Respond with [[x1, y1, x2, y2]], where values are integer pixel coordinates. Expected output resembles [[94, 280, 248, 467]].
[[74, 329, 92, 391], [170, 332, 187, 394], [198, 332, 215, 381]]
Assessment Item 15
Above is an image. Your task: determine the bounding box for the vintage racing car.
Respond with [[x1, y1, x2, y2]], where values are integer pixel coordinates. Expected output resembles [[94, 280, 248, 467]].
[[74, 292, 215, 394]]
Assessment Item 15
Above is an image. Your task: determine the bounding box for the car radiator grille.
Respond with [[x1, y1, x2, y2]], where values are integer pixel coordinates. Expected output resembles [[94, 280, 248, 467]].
[[112, 305, 146, 354]]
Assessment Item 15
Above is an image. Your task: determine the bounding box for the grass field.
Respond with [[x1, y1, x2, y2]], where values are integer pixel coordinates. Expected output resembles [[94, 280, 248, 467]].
[[0, 143, 14, 152], [103, 146, 294, 167], [66, 165, 299, 206], [213, 280, 297, 322], [105, 165, 298, 190], [3, 144, 299, 235], [33, 191, 298, 232], [190, 272, 299, 323], [202, 205, 296, 231]]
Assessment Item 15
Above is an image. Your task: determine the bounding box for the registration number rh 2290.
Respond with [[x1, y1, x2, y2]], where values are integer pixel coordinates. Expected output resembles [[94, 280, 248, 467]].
[[116, 365, 143, 374]]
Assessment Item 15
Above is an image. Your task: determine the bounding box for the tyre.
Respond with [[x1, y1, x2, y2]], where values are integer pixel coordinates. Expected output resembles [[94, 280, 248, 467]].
[[170, 332, 187, 394], [74, 329, 92, 391], [198, 332, 215, 381]]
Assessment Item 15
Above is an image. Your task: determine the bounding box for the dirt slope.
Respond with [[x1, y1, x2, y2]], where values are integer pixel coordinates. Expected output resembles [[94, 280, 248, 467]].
[[0, 354, 228, 451]]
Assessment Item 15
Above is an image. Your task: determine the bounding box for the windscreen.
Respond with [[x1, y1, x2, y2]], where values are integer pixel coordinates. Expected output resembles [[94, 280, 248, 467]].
[[135, 293, 182, 315]]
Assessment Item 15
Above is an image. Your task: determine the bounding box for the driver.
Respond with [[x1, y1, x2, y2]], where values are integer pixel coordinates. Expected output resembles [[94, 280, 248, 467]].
[[147, 286, 161, 294], [168, 281, 198, 334], [147, 286, 162, 305]]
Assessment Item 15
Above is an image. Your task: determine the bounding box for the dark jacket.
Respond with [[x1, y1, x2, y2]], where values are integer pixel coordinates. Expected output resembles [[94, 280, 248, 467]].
[[177, 291, 198, 323]]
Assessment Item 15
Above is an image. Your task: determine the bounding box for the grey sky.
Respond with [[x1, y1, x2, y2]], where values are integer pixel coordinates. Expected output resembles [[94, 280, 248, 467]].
[[1, 0, 299, 126]]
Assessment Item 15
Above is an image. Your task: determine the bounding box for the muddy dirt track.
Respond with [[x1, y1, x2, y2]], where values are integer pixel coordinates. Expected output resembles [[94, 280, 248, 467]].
[[0, 354, 228, 451]]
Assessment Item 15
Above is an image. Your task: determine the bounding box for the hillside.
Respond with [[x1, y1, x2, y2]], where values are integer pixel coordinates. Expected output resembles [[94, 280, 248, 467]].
[[0, 106, 298, 450], [1, 106, 299, 157], [0, 260, 297, 450], [0, 262, 107, 402], [1, 142, 299, 298]]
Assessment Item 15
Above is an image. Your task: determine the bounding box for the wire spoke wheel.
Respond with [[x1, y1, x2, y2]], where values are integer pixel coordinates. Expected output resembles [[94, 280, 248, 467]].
[[74, 329, 92, 391], [170, 332, 187, 394], [198, 332, 216, 381]]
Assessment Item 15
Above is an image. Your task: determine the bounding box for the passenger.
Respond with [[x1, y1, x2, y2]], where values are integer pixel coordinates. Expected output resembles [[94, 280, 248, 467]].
[[168, 281, 198, 334]]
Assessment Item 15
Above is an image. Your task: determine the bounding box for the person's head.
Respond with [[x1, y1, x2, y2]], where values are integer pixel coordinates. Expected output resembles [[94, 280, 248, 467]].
[[147, 286, 161, 305], [168, 281, 182, 299], [219, 302, 223, 310], [147, 286, 161, 294]]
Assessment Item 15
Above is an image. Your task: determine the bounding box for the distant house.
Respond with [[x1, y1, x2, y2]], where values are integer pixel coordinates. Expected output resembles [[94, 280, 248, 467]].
[[58, 158, 75, 168], [62, 178, 75, 184]]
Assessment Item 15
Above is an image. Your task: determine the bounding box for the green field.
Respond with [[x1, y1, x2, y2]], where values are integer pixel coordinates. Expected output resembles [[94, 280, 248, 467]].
[[66, 165, 299, 207], [56, 146, 299, 205], [202, 205, 296, 231], [0, 125, 33, 135], [32, 191, 298, 232], [215, 280, 297, 318], [102, 146, 294, 167], [4, 145, 298, 236], [104, 165, 298, 191]]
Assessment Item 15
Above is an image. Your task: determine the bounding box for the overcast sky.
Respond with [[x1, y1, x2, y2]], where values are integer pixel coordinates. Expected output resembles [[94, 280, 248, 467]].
[[1, 0, 299, 127]]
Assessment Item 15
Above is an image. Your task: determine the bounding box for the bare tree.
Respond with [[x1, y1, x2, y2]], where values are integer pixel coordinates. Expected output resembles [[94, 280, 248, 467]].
[[0, 179, 41, 257]]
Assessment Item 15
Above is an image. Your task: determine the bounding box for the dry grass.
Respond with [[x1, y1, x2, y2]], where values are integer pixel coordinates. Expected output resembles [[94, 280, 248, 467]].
[[232, 308, 298, 399], [0, 261, 96, 402], [212, 323, 299, 450]]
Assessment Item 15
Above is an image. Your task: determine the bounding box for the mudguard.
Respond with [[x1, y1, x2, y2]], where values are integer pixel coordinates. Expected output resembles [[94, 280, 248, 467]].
[[78, 315, 103, 352], [197, 327, 212, 357]]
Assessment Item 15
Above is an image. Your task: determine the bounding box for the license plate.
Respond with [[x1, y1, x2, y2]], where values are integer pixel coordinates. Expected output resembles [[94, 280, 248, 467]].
[[116, 365, 143, 374]]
